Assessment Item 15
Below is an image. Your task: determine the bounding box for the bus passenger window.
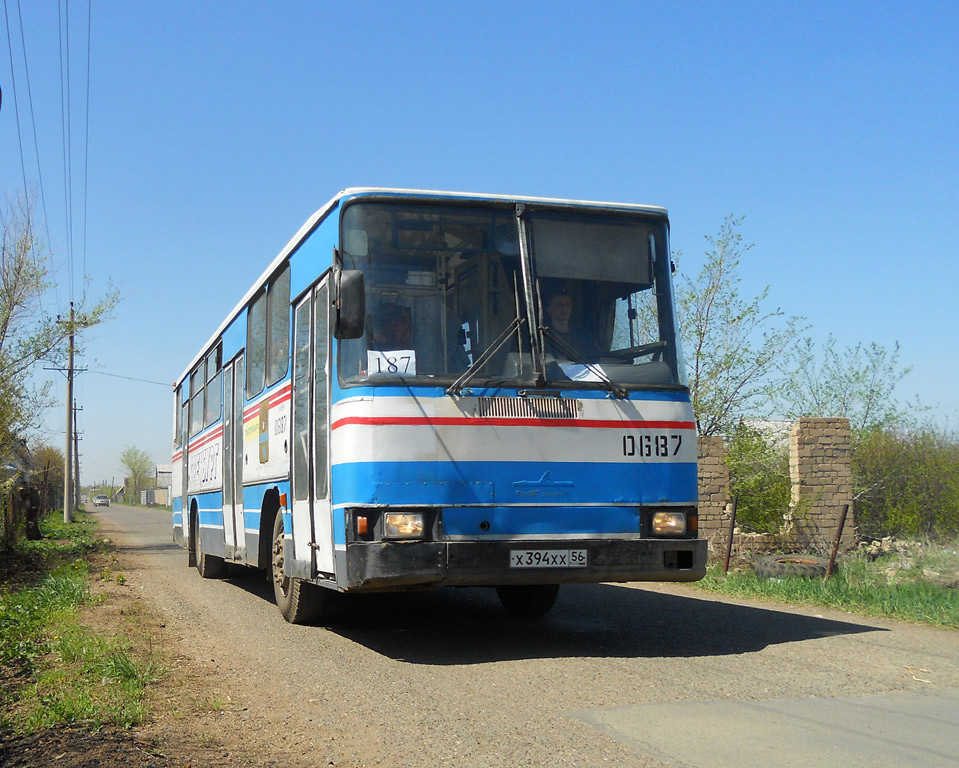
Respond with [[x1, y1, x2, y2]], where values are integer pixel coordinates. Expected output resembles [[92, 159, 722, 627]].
[[267, 264, 291, 386], [247, 290, 267, 397]]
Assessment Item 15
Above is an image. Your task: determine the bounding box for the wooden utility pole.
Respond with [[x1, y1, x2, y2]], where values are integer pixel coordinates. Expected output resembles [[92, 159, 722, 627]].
[[63, 304, 75, 523]]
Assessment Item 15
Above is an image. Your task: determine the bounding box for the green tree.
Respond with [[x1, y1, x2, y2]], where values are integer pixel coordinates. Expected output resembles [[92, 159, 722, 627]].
[[776, 335, 915, 445], [676, 215, 804, 435], [0, 193, 117, 543], [30, 442, 65, 513], [0, 195, 60, 459], [119, 446, 153, 502]]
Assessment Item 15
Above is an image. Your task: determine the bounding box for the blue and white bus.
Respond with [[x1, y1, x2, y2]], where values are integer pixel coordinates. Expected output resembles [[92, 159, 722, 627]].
[[172, 188, 706, 623]]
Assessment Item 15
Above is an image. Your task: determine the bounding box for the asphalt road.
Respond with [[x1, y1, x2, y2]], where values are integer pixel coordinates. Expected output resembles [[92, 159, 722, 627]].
[[95, 504, 959, 768]]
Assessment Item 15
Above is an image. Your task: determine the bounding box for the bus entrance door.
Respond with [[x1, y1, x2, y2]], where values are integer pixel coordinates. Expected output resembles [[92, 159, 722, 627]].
[[222, 358, 245, 560], [292, 285, 335, 578]]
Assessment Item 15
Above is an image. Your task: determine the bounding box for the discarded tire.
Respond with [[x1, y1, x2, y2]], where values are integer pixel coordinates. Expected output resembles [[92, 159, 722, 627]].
[[754, 555, 834, 579]]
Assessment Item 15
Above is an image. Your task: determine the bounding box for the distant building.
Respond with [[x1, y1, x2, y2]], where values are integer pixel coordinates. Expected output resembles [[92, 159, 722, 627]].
[[154, 464, 173, 506]]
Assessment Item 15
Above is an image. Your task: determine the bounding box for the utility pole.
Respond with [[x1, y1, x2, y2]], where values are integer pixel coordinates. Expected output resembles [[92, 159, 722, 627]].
[[63, 303, 75, 523]]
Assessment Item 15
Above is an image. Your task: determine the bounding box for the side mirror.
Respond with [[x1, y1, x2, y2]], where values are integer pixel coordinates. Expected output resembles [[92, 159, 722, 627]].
[[333, 269, 365, 339]]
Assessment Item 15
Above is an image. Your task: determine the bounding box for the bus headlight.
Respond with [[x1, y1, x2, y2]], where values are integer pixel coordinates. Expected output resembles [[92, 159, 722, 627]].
[[384, 512, 426, 540], [651, 511, 687, 536]]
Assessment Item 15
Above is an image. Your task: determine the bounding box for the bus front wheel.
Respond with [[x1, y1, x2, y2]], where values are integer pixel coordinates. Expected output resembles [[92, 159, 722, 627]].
[[495, 584, 560, 617], [271, 512, 325, 624]]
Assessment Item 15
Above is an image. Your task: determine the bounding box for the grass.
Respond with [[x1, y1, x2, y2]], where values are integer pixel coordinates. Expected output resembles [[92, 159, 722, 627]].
[[0, 509, 163, 733], [695, 541, 959, 629]]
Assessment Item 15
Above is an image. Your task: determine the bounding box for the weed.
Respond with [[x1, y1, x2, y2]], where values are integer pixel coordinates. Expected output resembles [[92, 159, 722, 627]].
[[697, 542, 959, 628], [0, 510, 165, 734]]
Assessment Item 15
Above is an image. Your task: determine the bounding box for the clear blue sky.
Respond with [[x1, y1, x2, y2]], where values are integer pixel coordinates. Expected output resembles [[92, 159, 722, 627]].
[[2, 1, 957, 484]]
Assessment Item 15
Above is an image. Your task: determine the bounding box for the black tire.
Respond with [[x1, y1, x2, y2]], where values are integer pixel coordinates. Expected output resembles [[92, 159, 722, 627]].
[[271, 512, 326, 624], [192, 514, 224, 578], [754, 555, 833, 579], [495, 584, 560, 617]]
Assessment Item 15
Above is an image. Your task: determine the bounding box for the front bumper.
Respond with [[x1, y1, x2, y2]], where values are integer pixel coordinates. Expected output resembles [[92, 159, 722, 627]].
[[343, 537, 707, 591]]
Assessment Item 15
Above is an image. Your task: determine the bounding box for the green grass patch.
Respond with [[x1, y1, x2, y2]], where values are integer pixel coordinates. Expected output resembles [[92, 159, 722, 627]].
[[0, 510, 163, 733], [696, 543, 959, 629]]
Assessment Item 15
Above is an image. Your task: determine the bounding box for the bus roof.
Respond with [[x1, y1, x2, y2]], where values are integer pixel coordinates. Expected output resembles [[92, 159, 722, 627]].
[[175, 188, 669, 386], [337, 187, 668, 217]]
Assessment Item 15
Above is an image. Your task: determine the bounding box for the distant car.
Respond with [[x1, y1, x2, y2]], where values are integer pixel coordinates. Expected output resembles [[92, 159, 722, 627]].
[[93, 495, 110, 507]]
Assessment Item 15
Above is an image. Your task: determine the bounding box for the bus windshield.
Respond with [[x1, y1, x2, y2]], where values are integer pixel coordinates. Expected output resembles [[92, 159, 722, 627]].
[[338, 200, 684, 390]]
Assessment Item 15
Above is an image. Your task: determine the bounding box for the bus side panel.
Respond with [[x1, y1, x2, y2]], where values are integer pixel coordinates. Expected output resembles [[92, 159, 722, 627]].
[[172, 446, 185, 546], [186, 428, 223, 496], [194, 490, 225, 558], [239, 479, 291, 569], [239, 383, 292, 486]]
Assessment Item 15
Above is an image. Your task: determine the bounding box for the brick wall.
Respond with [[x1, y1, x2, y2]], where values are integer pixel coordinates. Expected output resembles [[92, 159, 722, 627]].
[[789, 418, 855, 548], [697, 436, 729, 543]]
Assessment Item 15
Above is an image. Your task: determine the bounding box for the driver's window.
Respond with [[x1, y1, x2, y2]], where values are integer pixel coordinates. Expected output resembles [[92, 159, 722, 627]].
[[612, 286, 659, 353]]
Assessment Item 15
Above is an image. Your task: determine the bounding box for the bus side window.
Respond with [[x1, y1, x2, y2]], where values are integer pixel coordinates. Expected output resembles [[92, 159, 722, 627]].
[[266, 264, 291, 386], [247, 289, 267, 397]]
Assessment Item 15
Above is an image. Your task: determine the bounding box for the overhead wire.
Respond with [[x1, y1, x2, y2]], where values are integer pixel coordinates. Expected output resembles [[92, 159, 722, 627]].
[[4, 0, 97, 483], [17, 0, 54, 257], [14, 0, 59, 310], [2, 0, 30, 194], [58, 0, 75, 302], [86, 370, 172, 388], [81, 0, 91, 278]]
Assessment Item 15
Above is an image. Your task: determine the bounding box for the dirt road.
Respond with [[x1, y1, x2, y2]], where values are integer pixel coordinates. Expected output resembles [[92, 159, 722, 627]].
[[96, 504, 959, 767]]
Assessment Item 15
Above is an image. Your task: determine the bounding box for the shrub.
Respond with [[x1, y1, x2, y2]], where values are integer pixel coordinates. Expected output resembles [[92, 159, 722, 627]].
[[854, 427, 959, 540], [725, 422, 791, 533]]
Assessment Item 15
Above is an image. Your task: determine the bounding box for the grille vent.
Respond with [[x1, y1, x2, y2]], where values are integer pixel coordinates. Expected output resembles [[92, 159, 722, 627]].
[[475, 397, 579, 419]]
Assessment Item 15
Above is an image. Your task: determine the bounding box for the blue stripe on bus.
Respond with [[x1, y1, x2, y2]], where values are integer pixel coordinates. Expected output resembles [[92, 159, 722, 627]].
[[330, 383, 692, 404], [443, 505, 640, 536], [193, 491, 224, 527], [199, 507, 224, 527], [240, 480, 292, 532], [332, 460, 697, 507]]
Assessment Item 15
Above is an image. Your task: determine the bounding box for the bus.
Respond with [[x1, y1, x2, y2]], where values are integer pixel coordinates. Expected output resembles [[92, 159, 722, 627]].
[[172, 188, 706, 623]]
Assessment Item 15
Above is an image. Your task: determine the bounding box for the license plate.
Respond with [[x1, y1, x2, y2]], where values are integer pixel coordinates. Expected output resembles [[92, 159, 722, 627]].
[[509, 549, 588, 568]]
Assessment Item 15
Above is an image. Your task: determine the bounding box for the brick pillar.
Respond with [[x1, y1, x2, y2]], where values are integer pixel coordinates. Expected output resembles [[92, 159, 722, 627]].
[[697, 436, 730, 544], [789, 418, 855, 548]]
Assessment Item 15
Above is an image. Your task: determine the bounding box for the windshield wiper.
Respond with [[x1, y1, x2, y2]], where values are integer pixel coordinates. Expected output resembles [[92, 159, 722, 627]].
[[447, 317, 527, 396], [541, 327, 628, 399]]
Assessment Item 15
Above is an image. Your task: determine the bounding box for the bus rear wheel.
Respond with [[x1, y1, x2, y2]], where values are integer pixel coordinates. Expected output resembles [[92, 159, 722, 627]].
[[495, 584, 560, 617], [271, 512, 326, 624]]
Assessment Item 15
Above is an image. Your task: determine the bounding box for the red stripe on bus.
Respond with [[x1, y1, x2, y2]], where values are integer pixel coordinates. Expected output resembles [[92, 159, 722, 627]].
[[242, 383, 293, 422], [331, 416, 695, 431], [188, 426, 224, 452]]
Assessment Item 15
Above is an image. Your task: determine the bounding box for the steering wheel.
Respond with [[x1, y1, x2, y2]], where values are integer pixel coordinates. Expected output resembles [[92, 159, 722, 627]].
[[607, 340, 666, 362]]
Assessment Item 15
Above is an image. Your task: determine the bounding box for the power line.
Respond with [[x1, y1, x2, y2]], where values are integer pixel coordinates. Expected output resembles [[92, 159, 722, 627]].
[[14, 0, 58, 313], [16, 0, 55, 256], [58, 0, 75, 301], [85, 370, 172, 388], [81, 0, 92, 278], [3, 0, 29, 193]]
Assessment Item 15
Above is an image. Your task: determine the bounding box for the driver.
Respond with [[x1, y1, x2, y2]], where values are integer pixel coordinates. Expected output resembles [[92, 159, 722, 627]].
[[372, 303, 413, 350], [543, 292, 604, 363]]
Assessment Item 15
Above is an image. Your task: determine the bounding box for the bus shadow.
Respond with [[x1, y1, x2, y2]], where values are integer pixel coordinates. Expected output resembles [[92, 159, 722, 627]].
[[320, 583, 885, 664], [115, 542, 181, 554]]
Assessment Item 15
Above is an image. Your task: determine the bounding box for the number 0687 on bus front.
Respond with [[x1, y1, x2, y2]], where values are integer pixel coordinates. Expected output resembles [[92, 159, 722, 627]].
[[510, 549, 588, 568]]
